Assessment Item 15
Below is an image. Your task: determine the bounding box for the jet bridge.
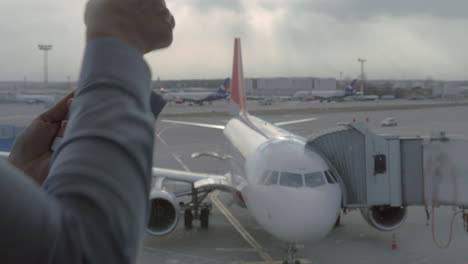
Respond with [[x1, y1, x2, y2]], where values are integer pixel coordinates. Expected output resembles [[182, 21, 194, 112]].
[[306, 122, 468, 209]]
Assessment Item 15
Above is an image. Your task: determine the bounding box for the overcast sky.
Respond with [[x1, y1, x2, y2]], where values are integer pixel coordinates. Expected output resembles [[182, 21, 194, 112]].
[[1, 0, 468, 82]]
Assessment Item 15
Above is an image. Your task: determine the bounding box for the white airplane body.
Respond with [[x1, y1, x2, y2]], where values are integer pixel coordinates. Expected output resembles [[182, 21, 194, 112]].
[[310, 90, 347, 98], [0, 39, 384, 263], [153, 39, 343, 248], [2, 38, 463, 263], [223, 115, 341, 242], [12, 90, 56, 104], [163, 79, 230, 105], [294, 80, 358, 101]]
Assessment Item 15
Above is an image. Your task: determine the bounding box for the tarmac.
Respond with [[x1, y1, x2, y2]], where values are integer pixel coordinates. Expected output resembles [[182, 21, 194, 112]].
[[1, 99, 468, 263]]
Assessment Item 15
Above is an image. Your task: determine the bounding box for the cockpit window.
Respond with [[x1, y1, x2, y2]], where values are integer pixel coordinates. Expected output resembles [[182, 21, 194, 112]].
[[263, 171, 279, 185], [328, 170, 338, 183], [324, 171, 336, 184], [304, 172, 326, 187], [279, 172, 303, 188]]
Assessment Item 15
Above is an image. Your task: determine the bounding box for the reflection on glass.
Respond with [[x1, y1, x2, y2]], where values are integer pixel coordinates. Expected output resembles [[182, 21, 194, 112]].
[[279, 172, 303, 188], [328, 170, 338, 183], [264, 171, 279, 185], [304, 172, 326, 187], [324, 171, 335, 184]]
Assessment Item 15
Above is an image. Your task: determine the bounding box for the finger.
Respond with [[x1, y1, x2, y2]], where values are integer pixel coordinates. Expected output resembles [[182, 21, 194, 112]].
[[67, 98, 73, 111], [40, 92, 74, 123], [57, 120, 68, 137]]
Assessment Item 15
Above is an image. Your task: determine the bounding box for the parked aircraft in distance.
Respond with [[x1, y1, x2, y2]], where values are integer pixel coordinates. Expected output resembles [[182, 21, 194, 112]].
[[9, 89, 56, 105], [163, 79, 230, 106], [293, 79, 358, 102]]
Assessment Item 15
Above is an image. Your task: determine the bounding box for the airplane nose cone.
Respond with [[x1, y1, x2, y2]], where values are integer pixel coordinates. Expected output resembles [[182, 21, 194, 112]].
[[244, 185, 341, 243]]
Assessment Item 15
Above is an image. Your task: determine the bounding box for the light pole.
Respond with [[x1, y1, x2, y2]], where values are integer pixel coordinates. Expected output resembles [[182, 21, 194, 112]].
[[339, 72, 343, 89], [38, 44, 53, 85], [358, 58, 366, 95], [67, 75, 72, 90]]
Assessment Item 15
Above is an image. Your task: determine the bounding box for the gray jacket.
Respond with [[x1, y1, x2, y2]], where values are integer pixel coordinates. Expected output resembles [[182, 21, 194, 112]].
[[0, 38, 157, 264]]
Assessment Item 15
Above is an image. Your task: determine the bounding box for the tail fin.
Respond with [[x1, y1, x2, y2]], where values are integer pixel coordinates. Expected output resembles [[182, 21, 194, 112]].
[[230, 38, 247, 114], [217, 78, 230, 94], [345, 79, 358, 95], [349, 79, 358, 90]]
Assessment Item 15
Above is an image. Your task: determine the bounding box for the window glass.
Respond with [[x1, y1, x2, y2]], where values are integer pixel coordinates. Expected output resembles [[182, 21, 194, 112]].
[[304, 172, 326, 187], [328, 170, 338, 183], [324, 171, 335, 184], [279, 172, 303, 188], [264, 171, 279, 185]]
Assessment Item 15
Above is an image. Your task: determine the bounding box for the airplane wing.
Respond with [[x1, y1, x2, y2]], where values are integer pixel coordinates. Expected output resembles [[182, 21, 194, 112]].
[[274, 117, 317, 127], [152, 168, 240, 195], [161, 120, 225, 130], [0, 152, 238, 195], [162, 117, 317, 130], [152, 167, 226, 183]]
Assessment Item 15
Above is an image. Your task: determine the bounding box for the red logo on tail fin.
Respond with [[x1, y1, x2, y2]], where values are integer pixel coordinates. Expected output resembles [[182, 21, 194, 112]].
[[231, 38, 247, 114]]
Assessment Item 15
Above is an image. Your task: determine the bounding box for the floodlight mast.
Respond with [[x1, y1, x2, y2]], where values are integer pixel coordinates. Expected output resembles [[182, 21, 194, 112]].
[[38, 44, 53, 85], [358, 58, 366, 95]]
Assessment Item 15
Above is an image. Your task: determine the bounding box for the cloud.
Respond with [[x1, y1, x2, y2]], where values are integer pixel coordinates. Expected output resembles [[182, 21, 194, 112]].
[[0, 0, 468, 81], [295, 0, 468, 21], [188, 0, 243, 13]]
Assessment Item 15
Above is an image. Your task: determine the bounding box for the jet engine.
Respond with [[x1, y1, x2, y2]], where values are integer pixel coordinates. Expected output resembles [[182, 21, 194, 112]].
[[147, 190, 180, 236], [360, 206, 407, 231]]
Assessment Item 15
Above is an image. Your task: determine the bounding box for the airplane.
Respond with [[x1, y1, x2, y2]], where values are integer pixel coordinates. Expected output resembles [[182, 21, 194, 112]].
[[353, 94, 379, 101], [148, 39, 343, 263], [0, 39, 337, 263], [163, 78, 230, 106], [10, 88, 57, 105], [293, 79, 358, 102], [0, 39, 409, 263]]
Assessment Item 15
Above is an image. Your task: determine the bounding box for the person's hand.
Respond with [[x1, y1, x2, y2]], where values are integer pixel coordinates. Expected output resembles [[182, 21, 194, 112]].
[[8, 94, 73, 185], [85, 0, 176, 54]]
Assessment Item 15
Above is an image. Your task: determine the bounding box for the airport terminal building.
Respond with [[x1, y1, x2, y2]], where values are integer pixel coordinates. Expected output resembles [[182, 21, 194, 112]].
[[244, 77, 337, 97]]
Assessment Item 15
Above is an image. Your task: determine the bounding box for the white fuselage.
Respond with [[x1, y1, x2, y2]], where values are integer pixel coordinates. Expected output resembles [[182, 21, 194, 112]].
[[15, 92, 55, 104], [223, 114, 342, 243], [294, 90, 346, 100], [164, 92, 212, 101]]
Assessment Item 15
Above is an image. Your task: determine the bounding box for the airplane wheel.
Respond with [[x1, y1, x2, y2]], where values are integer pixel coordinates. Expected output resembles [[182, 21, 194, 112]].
[[184, 208, 193, 229], [200, 208, 209, 229]]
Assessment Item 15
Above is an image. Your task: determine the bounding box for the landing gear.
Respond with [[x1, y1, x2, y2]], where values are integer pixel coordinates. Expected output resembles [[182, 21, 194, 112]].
[[282, 243, 301, 264], [184, 208, 193, 229], [283, 260, 301, 264], [200, 208, 210, 229], [182, 184, 212, 229]]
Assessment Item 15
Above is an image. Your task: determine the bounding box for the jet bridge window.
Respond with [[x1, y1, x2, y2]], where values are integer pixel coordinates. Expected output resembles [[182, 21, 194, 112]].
[[279, 172, 303, 188], [374, 154, 387, 174], [304, 172, 326, 188], [263, 171, 279, 185]]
